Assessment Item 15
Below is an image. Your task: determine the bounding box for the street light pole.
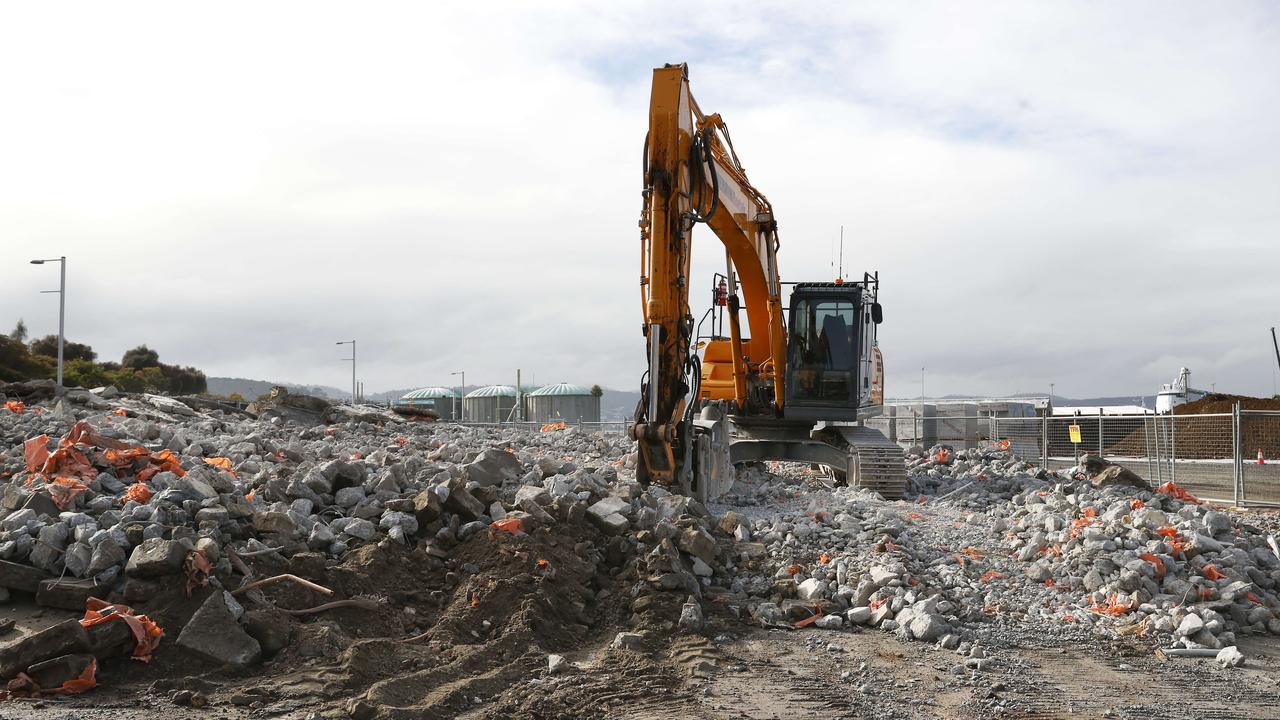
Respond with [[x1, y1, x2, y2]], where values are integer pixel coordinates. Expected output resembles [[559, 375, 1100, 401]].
[[920, 366, 925, 400], [451, 371, 465, 421], [30, 256, 66, 387], [336, 340, 356, 405]]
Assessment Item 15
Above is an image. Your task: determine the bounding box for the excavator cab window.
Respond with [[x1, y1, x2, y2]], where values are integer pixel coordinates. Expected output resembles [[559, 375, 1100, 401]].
[[785, 286, 863, 419]]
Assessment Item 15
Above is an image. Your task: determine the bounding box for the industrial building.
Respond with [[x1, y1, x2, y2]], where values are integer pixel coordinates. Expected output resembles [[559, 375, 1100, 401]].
[[463, 385, 518, 423], [524, 382, 600, 423], [396, 387, 460, 420]]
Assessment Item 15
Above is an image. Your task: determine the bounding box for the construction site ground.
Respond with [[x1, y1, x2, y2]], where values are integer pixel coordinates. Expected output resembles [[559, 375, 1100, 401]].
[[2, 467, 1277, 720]]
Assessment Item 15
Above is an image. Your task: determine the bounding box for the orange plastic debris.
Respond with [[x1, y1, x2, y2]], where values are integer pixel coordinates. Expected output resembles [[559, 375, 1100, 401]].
[[870, 597, 888, 610], [396, 437, 409, 446], [1247, 591, 1263, 604], [793, 607, 825, 628], [935, 448, 953, 465], [203, 457, 236, 476], [244, 489, 256, 502], [1156, 527, 1187, 556], [183, 551, 212, 597], [1203, 564, 1226, 581], [540, 422, 567, 433], [3, 400, 25, 415], [787, 564, 803, 575], [80, 598, 163, 662], [121, 482, 152, 505], [536, 558, 550, 568], [818, 553, 832, 564], [489, 518, 525, 536], [23, 435, 49, 473], [907, 512, 924, 520], [1156, 481, 1202, 504], [2, 658, 96, 698], [959, 547, 985, 560], [48, 477, 88, 509], [112, 408, 128, 416], [980, 570, 1005, 583], [1130, 499, 1145, 510], [995, 440, 1010, 451], [1139, 553, 1166, 579], [1090, 592, 1135, 616]]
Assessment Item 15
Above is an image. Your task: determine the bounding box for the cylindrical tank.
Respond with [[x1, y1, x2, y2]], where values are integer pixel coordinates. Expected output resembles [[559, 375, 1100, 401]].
[[396, 387, 460, 420], [463, 385, 518, 423], [525, 383, 600, 423]]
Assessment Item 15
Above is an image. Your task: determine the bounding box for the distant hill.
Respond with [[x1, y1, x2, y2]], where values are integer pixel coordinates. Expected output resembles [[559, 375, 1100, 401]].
[[206, 377, 349, 401]]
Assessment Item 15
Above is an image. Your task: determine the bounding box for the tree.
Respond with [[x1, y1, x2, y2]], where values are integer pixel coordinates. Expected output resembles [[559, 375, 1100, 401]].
[[590, 384, 603, 397], [29, 335, 96, 362], [63, 359, 113, 389], [227, 392, 245, 403], [9, 320, 27, 343], [121, 345, 160, 369], [0, 336, 54, 382]]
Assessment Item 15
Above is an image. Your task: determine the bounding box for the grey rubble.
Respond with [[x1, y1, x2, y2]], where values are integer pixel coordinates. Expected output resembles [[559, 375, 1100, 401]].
[[720, 445, 1280, 659]]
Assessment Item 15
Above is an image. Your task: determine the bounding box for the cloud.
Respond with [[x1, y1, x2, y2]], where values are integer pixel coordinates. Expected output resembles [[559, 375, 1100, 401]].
[[1, 1, 1277, 402]]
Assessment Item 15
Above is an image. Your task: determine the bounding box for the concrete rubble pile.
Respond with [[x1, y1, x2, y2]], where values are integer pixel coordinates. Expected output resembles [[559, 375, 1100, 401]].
[[0, 385, 652, 694], [716, 445, 1280, 672]]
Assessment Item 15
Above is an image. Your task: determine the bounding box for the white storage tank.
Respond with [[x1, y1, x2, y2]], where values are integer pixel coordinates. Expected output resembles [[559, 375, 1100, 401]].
[[525, 382, 600, 423], [396, 387, 460, 420], [463, 385, 518, 423]]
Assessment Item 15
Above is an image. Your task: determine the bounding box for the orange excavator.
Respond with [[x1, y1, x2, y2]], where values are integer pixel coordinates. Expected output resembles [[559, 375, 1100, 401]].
[[631, 63, 903, 502]]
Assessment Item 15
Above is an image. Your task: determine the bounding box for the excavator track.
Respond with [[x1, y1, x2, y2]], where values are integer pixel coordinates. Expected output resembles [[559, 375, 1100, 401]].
[[835, 425, 907, 499], [728, 419, 906, 500]]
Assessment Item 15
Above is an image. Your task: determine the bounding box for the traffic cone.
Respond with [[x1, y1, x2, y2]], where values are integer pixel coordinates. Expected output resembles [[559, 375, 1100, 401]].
[[1258, 448, 1265, 465]]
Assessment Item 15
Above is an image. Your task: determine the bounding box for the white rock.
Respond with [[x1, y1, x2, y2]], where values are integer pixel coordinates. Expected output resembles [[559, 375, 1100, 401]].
[[1215, 645, 1245, 668]]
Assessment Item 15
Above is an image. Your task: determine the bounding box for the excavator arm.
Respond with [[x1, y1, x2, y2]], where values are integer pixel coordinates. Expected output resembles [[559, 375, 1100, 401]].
[[633, 63, 786, 492]]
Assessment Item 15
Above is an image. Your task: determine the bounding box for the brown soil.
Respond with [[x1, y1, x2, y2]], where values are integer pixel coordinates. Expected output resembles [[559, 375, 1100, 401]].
[[1105, 394, 1280, 460]]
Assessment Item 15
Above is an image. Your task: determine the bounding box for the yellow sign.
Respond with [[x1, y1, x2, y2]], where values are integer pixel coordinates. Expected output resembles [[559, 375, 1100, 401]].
[[1068, 424, 1082, 444]]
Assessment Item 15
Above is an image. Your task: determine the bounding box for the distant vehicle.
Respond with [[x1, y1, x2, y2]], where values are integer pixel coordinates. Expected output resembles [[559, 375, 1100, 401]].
[[1155, 367, 1208, 413]]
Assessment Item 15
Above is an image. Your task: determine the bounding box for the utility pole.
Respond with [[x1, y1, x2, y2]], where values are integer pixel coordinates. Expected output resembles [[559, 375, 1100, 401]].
[[29, 256, 66, 387], [920, 366, 925, 400], [336, 340, 356, 404], [452, 370, 465, 421]]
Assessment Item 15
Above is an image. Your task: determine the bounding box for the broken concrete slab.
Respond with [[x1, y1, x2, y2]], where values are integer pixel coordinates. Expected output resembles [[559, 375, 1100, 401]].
[[125, 538, 186, 578], [176, 591, 261, 669], [36, 578, 108, 611], [0, 559, 50, 593], [464, 448, 524, 487], [25, 653, 94, 689], [0, 619, 90, 679]]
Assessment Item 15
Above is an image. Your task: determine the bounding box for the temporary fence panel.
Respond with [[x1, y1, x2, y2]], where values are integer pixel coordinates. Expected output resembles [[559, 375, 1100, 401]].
[[1239, 410, 1280, 506]]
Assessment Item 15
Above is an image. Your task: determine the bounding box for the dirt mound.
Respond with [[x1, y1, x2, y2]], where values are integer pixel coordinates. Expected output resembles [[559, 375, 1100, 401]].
[[1174, 393, 1280, 415], [1105, 394, 1280, 459], [222, 516, 641, 719]]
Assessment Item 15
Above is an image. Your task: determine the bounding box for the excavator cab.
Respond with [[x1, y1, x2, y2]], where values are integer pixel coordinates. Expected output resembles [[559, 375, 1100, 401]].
[[784, 280, 881, 421]]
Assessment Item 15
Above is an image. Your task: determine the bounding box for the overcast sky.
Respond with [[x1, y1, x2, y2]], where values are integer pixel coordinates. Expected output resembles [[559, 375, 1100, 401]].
[[3, 2, 1278, 400]]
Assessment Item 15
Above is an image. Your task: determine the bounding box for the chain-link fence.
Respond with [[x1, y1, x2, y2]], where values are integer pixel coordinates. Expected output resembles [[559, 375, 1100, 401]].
[[869, 405, 1280, 507]]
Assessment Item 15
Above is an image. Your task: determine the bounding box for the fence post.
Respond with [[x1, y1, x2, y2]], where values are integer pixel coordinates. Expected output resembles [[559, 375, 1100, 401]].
[[1098, 408, 1104, 457], [1041, 412, 1048, 469], [1233, 402, 1242, 506], [1153, 414, 1163, 483], [1144, 414, 1153, 481], [1170, 414, 1177, 484]]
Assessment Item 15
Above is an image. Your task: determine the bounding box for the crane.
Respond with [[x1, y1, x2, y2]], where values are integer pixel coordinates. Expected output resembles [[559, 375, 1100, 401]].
[[631, 63, 903, 502]]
